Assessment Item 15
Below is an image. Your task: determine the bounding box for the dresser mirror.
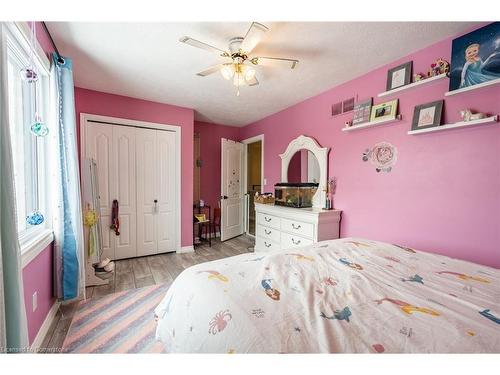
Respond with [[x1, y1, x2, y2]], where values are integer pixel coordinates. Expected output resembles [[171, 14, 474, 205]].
[[279, 135, 329, 208], [287, 150, 320, 183]]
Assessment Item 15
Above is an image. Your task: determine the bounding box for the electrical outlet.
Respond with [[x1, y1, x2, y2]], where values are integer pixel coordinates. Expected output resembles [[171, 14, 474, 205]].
[[32, 291, 38, 312]]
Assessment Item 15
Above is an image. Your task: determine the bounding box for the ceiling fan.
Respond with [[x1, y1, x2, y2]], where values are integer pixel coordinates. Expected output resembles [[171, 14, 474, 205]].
[[179, 22, 299, 96]]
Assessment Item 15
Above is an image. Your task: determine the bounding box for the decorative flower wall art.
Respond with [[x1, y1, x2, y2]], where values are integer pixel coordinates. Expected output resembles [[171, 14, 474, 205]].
[[362, 142, 398, 173]]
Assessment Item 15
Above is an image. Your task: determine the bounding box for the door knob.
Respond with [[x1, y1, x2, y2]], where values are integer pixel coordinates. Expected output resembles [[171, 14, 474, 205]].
[[221, 195, 228, 200], [154, 199, 158, 213]]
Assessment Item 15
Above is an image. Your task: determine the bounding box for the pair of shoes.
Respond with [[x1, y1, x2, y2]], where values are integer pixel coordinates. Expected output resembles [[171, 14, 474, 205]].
[[104, 261, 115, 272], [93, 259, 115, 274], [96, 258, 111, 268]]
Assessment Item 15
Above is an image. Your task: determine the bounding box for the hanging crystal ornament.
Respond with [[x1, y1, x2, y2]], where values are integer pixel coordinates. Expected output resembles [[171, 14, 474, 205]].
[[26, 210, 45, 225], [31, 112, 48, 137], [20, 22, 39, 83], [20, 68, 38, 83], [30, 83, 48, 137]]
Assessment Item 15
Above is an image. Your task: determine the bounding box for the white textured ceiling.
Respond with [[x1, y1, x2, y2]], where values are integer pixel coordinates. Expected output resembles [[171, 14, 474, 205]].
[[46, 22, 478, 126]]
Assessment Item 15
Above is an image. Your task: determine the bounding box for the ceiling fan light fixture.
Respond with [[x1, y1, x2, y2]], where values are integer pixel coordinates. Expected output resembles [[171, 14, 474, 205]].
[[233, 71, 246, 87], [220, 64, 235, 80], [243, 66, 256, 82]]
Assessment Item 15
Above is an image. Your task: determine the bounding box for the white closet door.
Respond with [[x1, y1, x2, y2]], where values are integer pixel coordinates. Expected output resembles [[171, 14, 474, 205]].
[[156, 130, 177, 253], [136, 128, 158, 256], [112, 126, 137, 259], [85, 123, 114, 260]]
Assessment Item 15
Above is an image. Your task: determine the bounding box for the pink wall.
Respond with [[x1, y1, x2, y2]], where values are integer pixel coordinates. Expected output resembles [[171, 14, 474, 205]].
[[194, 121, 239, 209], [75, 88, 195, 248], [22, 243, 55, 344], [240, 25, 500, 268]]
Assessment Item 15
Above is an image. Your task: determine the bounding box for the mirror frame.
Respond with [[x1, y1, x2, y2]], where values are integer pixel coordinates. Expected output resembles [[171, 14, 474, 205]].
[[279, 135, 330, 208]]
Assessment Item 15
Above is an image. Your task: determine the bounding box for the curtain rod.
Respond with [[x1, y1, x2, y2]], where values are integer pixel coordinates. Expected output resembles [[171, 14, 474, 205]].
[[40, 22, 65, 64]]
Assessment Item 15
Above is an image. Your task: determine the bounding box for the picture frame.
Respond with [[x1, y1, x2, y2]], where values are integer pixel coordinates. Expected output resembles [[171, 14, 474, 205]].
[[449, 22, 500, 92], [332, 102, 342, 116], [386, 61, 412, 91], [342, 97, 355, 113], [411, 100, 444, 131], [370, 99, 398, 122], [352, 98, 373, 125]]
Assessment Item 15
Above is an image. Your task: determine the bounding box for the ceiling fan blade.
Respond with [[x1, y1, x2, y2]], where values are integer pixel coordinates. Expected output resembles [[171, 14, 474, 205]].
[[246, 76, 259, 86], [240, 22, 269, 53], [196, 64, 223, 77], [179, 36, 229, 56], [251, 56, 299, 69]]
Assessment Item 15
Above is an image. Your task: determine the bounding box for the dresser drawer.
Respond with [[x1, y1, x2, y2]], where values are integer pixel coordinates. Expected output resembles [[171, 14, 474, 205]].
[[256, 212, 280, 230], [280, 232, 313, 250], [256, 236, 281, 252], [281, 218, 314, 238], [256, 224, 280, 244]]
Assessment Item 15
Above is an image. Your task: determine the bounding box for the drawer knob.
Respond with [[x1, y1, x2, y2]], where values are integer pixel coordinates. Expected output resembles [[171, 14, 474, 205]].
[[292, 238, 301, 245], [264, 216, 272, 222], [265, 229, 271, 235], [264, 241, 272, 248], [292, 223, 301, 230]]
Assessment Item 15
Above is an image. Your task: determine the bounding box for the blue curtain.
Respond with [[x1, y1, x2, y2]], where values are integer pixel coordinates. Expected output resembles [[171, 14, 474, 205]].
[[0, 24, 29, 351], [51, 54, 85, 301]]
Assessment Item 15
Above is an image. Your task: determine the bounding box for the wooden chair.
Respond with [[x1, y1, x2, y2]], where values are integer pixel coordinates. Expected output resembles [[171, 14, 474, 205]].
[[193, 204, 211, 247], [212, 207, 221, 239]]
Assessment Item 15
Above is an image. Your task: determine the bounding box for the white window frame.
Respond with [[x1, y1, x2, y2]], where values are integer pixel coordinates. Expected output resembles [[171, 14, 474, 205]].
[[3, 22, 54, 266]]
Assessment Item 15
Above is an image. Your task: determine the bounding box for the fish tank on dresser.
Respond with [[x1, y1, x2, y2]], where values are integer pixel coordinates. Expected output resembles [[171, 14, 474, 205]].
[[274, 183, 319, 208]]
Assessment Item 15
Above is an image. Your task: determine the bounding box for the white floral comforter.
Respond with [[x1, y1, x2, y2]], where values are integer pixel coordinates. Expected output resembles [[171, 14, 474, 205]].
[[154, 238, 500, 353]]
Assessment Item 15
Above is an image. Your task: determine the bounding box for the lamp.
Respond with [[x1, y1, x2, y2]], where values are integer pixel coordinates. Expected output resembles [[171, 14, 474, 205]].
[[220, 63, 235, 80]]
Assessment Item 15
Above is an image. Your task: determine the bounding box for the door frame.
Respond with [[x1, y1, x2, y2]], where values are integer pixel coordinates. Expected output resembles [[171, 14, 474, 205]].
[[79, 113, 182, 254], [241, 134, 264, 236]]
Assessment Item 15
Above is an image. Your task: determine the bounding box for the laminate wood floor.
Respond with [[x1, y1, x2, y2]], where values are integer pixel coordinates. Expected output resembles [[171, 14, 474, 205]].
[[38, 235, 254, 353]]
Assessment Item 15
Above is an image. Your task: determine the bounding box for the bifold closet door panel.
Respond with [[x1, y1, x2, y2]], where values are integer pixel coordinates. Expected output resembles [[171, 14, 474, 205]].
[[136, 128, 158, 256], [112, 126, 137, 259], [85, 122, 115, 260], [156, 130, 177, 253]]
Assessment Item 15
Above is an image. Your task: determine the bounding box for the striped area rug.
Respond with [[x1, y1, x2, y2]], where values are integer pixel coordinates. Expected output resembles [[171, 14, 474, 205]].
[[62, 284, 169, 353]]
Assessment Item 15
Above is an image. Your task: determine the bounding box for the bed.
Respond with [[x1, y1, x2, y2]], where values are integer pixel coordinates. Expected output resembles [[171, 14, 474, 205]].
[[154, 238, 500, 353]]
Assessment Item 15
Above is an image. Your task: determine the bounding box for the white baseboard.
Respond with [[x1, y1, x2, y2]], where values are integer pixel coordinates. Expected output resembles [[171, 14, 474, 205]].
[[31, 301, 60, 352], [178, 245, 194, 253]]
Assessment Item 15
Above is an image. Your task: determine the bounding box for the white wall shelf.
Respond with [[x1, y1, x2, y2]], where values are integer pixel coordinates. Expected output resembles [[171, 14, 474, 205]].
[[342, 115, 402, 132], [445, 78, 500, 96], [378, 74, 447, 97], [407, 115, 498, 135]]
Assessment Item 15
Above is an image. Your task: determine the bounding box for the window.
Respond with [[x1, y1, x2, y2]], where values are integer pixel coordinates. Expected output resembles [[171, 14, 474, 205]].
[[5, 23, 50, 248]]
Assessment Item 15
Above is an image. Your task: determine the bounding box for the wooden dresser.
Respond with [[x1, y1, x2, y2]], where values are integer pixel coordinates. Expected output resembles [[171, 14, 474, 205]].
[[254, 203, 342, 253]]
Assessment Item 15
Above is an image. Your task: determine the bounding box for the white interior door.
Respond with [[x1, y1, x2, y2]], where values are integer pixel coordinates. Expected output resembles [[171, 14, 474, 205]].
[[221, 138, 244, 241], [156, 130, 177, 253], [112, 126, 137, 259], [85, 122, 115, 260], [136, 127, 158, 256]]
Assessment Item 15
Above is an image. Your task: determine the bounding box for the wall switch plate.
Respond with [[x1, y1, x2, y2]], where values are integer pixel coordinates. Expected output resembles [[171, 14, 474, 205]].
[[32, 291, 38, 312], [264, 178, 267, 186]]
